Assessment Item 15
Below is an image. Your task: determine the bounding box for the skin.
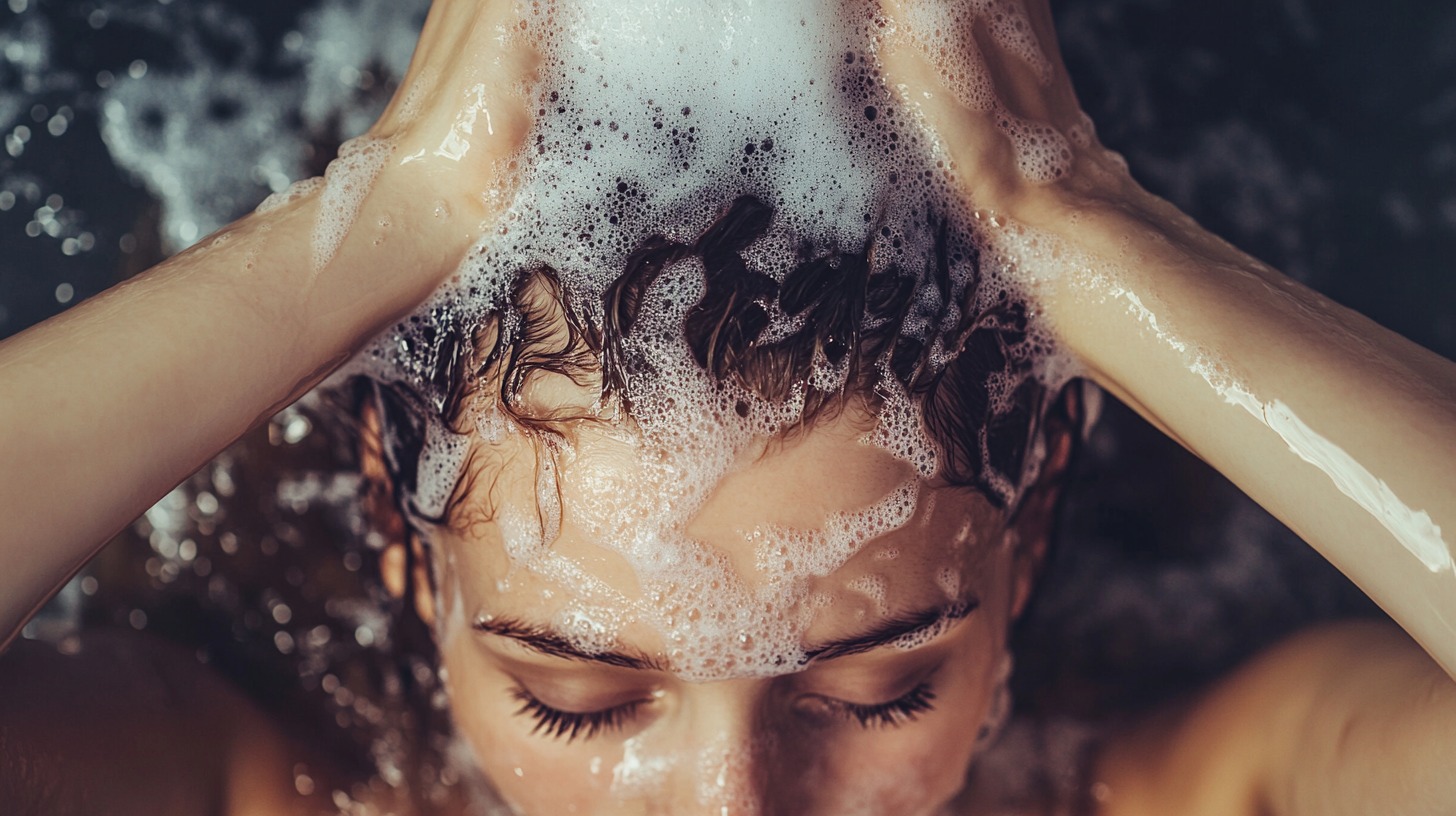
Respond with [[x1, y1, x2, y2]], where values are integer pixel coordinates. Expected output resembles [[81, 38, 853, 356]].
[[384, 399, 1058, 816], [1, 0, 1455, 814], [878, 0, 1456, 675], [0, 0, 537, 645], [0, 631, 344, 816]]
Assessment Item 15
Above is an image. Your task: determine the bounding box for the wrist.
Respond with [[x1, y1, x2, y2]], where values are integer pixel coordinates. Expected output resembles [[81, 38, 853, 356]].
[[242, 158, 490, 352], [171, 177, 448, 400], [992, 172, 1260, 389]]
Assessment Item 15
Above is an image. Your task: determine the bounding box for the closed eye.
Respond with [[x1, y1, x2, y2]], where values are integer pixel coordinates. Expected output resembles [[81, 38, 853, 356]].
[[510, 686, 651, 743], [809, 681, 937, 729]]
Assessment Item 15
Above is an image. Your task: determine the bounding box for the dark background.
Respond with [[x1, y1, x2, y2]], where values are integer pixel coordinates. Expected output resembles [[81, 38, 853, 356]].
[[2, 0, 1451, 719]]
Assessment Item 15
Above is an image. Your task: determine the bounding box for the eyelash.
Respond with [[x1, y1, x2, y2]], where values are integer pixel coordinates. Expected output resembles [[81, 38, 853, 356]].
[[823, 682, 938, 729], [510, 682, 937, 743], [511, 687, 647, 743]]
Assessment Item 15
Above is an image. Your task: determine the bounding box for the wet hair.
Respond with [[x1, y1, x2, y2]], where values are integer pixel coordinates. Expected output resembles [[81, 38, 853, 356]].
[[347, 196, 1078, 796], [368, 194, 1051, 524]]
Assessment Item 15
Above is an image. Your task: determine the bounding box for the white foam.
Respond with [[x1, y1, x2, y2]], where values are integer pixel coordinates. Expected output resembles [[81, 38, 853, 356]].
[[255, 176, 324, 214], [353, 0, 1091, 680], [995, 108, 1074, 184], [891, 0, 1073, 185], [359, 0, 1083, 513], [753, 479, 919, 581], [935, 566, 960, 600], [411, 418, 471, 520], [311, 135, 395, 273], [865, 369, 940, 478], [847, 574, 889, 613]]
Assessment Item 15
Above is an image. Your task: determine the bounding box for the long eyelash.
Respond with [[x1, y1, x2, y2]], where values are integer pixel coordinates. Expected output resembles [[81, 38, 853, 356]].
[[510, 688, 644, 743], [836, 682, 937, 729]]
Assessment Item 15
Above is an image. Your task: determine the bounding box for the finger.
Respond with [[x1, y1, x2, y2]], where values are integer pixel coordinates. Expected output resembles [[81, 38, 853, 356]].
[[877, 29, 1021, 206], [880, 0, 998, 112], [374, 0, 497, 134], [1015, 0, 1088, 120]]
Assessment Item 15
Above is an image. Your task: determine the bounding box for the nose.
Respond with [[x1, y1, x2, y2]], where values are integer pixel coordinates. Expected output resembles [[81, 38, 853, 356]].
[[690, 736, 763, 816], [663, 681, 770, 816]]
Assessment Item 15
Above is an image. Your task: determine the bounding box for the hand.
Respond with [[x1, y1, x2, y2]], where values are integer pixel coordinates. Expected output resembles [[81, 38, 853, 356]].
[[875, 0, 1139, 230], [309, 0, 539, 303], [0, 0, 543, 646]]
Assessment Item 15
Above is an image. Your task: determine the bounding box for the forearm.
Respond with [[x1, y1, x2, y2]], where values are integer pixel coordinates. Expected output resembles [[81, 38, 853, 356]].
[[1037, 187, 1456, 675], [876, 0, 1456, 662], [0, 174, 461, 647], [0, 0, 532, 647]]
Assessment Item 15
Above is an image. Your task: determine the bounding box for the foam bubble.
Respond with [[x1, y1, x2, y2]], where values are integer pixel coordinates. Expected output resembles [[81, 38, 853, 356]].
[[847, 574, 889, 613], [551, 606, 622, 656], [255, 176, 324, 215], [311, 135, 395, 273], [996, 108, 1074, 184], [411, 418, 470, 520], [936, 566, 961, 600], [353, 0, 1087, 680], [891, 0, 1074, 185]]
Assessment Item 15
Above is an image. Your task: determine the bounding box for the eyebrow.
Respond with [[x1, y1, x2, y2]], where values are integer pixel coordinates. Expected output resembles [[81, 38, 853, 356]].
[[801, 597, 979, 662], [473, 617, 670, 671], [473, 597, 979, 671]]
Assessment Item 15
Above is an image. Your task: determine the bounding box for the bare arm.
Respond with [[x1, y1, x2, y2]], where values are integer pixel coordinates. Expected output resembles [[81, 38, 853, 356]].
[[877, 2, 1456, 814], [0, 194, 436, 647], [1063, 240, 1456, 815], [1039, 187, 1456, 672], [880, 0, 1456, 675], [0, 0, 534, 649]]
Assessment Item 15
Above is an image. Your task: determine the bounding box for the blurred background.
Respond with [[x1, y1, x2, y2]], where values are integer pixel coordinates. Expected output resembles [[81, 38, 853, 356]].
[[1, 0, 1450, 791]]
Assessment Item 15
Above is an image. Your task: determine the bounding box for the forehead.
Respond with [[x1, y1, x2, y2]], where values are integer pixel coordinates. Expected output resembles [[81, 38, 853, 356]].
[[435, 405, 1005, 679]]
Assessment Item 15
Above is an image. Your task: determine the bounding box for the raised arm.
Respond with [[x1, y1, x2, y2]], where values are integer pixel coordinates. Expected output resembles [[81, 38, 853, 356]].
[[880, 0, 1456, 677], [0, 0, 535, 650], [877, 2, 1456, 814], [1034, 174, 1456, 668]]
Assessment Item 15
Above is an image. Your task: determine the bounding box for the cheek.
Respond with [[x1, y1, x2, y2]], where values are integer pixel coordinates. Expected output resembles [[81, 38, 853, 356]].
[[439, 640, 617, 813]]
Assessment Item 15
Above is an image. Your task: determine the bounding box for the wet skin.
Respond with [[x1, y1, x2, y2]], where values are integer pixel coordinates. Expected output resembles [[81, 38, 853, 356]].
[[392, 404, 1044, 816]]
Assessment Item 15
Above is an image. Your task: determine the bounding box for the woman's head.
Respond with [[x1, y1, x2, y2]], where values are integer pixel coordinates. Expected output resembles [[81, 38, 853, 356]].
[[359, 194, 1079, 813]]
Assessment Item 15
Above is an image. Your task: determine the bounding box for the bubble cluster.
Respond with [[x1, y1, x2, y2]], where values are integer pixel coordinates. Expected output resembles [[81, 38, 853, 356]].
[[891, 0, 1073, 184], [752, 480, 919, 581], [347, 0, 1081, 682], [311, 135, 394, 273], [256, 176, 325, 215], [847, 574, 889, 613], [995, 108, 1074, 184], [411, 417, 472, 520]]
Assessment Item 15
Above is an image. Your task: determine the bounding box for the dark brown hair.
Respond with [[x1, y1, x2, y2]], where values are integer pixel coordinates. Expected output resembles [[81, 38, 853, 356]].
[[371, 194, 1051, 524]]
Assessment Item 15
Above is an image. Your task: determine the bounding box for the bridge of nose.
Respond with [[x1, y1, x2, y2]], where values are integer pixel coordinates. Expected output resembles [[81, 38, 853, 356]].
[[659, 679, 788, 816]]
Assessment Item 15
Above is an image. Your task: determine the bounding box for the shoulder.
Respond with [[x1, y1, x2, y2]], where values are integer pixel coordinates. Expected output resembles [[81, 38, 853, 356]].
[[0, 630, 341, 816], [1090, 619, 1414, 816]]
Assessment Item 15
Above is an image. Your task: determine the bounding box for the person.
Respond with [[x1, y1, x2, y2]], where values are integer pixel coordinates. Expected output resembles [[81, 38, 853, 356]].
[[2, 1, 1455, 814]]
